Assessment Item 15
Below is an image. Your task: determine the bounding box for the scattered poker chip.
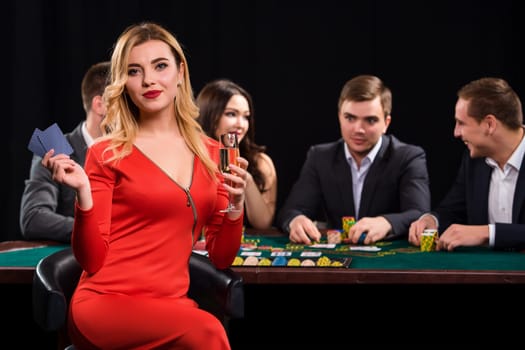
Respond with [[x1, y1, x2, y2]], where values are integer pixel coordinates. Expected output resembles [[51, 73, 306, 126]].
[[300, 259, 316, 267], [287, 258, 301, 266], [243, 256, 259, 266], [272, 256, 288, 266], [232, 256, 244, 266], [258, 258, 272, 266]]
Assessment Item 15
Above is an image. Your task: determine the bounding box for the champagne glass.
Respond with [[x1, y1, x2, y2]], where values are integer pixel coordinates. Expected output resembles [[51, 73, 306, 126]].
[[219, 132, 240, 213]]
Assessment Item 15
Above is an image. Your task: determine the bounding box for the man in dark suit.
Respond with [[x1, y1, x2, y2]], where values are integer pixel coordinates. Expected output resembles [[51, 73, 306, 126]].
[[277, 75, 431, 244], [19, 61, 110, 242], [409, 77, 525, 251]]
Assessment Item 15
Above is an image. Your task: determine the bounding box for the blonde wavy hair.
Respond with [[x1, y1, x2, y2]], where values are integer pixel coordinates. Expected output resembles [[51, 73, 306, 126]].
[[99, 22, 217, 179]]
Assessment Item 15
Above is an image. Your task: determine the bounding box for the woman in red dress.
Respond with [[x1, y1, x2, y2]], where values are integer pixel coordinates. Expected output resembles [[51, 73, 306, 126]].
[[42, 22, 247, 350]]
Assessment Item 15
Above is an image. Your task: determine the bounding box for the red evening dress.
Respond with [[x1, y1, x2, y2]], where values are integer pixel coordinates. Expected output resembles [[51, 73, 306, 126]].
[[68, 137, 242, 349]]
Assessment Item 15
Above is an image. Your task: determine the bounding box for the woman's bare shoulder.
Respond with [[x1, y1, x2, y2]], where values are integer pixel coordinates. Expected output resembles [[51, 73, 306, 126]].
[[256, 152, 276, 177]]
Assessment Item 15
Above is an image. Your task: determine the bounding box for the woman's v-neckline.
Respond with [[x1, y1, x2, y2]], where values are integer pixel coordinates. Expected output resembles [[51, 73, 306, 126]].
[[132, 144, 195, 189]]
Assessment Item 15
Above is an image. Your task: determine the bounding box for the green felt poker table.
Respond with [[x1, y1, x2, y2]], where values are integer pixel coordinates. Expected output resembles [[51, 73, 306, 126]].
[[0, 241, 67, 284], [2, 228, 525, 285], [230, 229, 525, 284]]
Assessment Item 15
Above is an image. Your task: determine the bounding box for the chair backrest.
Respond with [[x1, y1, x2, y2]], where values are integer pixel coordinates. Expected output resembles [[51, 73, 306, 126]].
[[32, 247, 81, 332], [188, 252, 245, 323]]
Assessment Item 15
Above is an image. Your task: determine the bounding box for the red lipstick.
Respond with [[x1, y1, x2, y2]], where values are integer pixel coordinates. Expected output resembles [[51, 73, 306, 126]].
[[143, 90, 162, 99]]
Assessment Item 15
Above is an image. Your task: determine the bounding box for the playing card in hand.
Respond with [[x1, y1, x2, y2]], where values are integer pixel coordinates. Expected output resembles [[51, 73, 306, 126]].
[[27, 123, 73, 157]]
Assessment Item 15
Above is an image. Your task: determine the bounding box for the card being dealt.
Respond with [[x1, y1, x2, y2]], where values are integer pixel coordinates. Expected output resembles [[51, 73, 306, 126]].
[[27, 123, 73, 157]]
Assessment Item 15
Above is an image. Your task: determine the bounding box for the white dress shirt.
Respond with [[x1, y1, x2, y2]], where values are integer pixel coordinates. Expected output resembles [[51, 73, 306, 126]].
[[81, 121, 95, 147], [485, 133, 525, 246], [344, 137, 382, 220]]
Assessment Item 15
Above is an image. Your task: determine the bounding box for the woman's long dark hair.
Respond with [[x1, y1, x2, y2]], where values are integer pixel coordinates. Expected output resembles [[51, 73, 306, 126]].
[[196, 79, 268, 192]]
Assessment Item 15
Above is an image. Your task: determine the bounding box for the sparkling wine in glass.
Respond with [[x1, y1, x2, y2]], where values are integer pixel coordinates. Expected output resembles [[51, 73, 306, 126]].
[[219, 132, 240, 213]]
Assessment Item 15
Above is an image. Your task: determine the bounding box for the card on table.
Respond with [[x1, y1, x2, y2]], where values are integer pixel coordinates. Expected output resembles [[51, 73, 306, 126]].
[[27, 123, 73, 157]]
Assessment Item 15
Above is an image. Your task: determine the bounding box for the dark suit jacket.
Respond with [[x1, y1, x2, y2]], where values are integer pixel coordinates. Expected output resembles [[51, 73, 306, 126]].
[[433, 149, 525, 250], [19, 122, 88, 242], [277, 135, 431, 239]]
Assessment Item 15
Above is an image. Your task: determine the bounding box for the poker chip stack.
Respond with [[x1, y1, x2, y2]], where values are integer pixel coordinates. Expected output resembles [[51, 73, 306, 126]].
[[342, 216, 356, 239], [420, 229, 438, 252]]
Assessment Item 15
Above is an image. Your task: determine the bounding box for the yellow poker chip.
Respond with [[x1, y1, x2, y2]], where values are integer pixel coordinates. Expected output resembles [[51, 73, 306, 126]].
[[258, 258, 272, 266], [232, 256, 244, 266], [316, 256, 331, 266], [287, 258, 301, 266]]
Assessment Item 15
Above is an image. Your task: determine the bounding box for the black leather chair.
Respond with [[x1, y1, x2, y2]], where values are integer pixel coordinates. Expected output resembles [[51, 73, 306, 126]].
[[32, 247, 244, 350]]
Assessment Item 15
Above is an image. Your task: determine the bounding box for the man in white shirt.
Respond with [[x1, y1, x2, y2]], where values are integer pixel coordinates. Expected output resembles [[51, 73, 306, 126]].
[[409, 77, 525, 251]]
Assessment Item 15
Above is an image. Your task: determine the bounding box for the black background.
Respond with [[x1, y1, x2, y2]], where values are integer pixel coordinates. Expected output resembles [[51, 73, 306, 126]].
[[4, 0, 525, 241]]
